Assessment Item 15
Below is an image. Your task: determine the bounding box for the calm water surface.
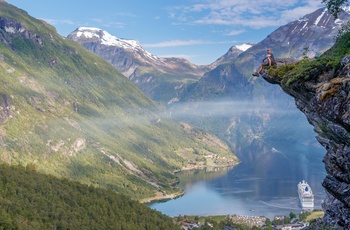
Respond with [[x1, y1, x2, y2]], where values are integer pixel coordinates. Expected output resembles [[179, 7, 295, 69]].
[[149, 140, 326, 219]]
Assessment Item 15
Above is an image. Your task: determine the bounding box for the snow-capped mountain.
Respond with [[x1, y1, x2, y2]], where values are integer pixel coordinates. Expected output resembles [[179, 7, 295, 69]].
[[68, 27, 163, 76], [210, 43, 254, 68], [68, 27, 211, 104], [68, 27, 212, 77]]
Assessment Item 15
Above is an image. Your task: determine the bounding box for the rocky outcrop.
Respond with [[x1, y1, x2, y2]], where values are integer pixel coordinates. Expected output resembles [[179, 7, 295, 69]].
[[266, 56, 350, 229], [234, 7, 350, 77], [0, 17, 43, 47]]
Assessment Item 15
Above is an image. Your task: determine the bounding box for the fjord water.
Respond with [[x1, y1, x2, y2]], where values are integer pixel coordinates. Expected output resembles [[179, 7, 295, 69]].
[[149, 139, 326, 219]]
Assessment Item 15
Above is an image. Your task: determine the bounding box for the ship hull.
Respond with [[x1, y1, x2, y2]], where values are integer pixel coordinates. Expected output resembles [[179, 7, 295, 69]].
[[298, 180, 314, 210]]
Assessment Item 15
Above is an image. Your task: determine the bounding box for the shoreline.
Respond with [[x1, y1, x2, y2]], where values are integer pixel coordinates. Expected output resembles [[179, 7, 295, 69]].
[[141, 162, 240, 204], [178, 162, 239, 172], [140, 190, 185, 204]]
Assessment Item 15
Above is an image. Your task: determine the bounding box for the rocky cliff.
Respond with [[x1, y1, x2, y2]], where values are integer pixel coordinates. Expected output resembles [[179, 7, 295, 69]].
[[265, 41, 350, 228]]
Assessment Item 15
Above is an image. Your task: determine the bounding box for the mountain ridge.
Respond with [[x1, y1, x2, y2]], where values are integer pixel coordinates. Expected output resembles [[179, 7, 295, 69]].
[[68, 27, 250, 104]]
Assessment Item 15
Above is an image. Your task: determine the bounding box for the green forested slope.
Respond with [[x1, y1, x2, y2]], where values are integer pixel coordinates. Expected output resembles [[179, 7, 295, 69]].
[[0, 0, 237, 200], [0, 163, 180, 229]]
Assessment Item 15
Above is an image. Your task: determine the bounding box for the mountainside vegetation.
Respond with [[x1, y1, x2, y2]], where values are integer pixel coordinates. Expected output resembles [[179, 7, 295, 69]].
[[269, 31, 350, 87], [0, 0, 237, 201], [0, 163, 180, 229], [323, 0, 349, 18]]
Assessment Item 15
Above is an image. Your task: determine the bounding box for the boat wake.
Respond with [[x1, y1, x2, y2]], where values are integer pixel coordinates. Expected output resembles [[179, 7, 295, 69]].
[[259, 200, 300, 210]]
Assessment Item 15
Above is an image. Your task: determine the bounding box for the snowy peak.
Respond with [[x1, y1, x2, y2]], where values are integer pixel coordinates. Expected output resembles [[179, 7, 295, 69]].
[[67, 27, 210, 105], [68, 27, 209, 80], [289, 7, 350, 36], [210, 43, 254, 67], [235, 43, 253, 52], [75, 27, 140, 49], [70, 27, 159, 62]]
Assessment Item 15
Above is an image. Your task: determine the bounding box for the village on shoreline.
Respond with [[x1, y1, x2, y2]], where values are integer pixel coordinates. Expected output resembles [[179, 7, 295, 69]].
[[174, 210, 324, 230]]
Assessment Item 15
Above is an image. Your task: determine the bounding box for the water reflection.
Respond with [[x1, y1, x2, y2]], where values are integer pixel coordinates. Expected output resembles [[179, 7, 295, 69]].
[[149, 139, 326, 219]]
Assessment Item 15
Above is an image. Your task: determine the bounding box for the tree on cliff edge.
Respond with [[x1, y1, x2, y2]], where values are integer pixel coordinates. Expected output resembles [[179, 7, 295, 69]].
[[323, 0, 349, 18]]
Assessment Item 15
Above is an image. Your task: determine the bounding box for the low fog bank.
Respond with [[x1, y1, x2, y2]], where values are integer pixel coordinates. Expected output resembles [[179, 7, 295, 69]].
[[168, 96, 320, 151]]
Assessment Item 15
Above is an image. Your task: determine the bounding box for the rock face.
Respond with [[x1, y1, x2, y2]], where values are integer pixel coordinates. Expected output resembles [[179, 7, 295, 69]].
[[234, 7, 350, 77], [0, 16, 43, 46], [267, 56, 350, 228], [179, 64, 253, 102]]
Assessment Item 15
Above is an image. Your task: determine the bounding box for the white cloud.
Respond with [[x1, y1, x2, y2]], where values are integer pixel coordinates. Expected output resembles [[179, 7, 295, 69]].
[[42, 17, 125, 29], [158, 54, 198, 60], [42, 18, 75, 25], [226, 29, 246, 36], [169, 0, 324, 29]]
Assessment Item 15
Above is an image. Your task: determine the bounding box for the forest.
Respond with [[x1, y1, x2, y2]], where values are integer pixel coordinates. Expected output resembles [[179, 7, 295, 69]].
[[0, 163, 180, 229]]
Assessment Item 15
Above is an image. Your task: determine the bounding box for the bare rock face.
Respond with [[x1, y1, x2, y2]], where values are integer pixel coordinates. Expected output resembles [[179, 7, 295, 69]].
[[0, 17, 42, 46], [266, 55, 350, 229]]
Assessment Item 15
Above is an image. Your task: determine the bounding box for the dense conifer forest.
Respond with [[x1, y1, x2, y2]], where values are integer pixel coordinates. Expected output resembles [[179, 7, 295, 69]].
[[0, 164, 180, 229]]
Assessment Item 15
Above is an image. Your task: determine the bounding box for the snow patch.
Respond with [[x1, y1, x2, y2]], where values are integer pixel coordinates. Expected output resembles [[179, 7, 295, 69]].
[[334, 19, 343, 25], [302, 22, 308, 30], [314, 9, 327, 26], [5, 26, 16, 33], [78, 27, 100, 32], [235, 43, 252, 51], [342, 6, 350, 14], [298, 18, 308, 22], [75, 27, 160, 62]]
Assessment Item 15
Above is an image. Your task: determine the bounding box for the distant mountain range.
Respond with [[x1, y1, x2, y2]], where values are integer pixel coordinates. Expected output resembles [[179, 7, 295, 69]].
[[68, 27, 252, 104], [68, 7, 350, 107], [170, 7, 350, 149], [0, 0, 237, 201], [65, 7, 350, 158], [69, 7, 350, 151]]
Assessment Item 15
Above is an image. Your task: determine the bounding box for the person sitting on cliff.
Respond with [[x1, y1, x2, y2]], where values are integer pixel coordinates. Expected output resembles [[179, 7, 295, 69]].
[[252, 48, 277, 77]]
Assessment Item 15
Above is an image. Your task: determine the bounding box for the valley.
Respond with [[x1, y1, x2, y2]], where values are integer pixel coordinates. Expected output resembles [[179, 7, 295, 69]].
[[0, 0, 237, 203], [1, 0, 350, 229]]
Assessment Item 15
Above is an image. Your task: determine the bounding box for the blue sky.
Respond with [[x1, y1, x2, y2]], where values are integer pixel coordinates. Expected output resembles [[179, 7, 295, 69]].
[[6, 0, 324, 65]]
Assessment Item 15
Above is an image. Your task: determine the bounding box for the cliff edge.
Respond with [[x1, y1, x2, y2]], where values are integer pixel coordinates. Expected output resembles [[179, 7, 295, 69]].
[[263, 34, 350, 229]]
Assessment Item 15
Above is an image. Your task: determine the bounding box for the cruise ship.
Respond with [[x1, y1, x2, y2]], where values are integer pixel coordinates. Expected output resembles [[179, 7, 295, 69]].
[[298, 180, 314, 210]]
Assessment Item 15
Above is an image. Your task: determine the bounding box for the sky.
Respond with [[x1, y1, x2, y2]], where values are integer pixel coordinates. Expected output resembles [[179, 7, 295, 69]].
[[5, 0, 324, 65]]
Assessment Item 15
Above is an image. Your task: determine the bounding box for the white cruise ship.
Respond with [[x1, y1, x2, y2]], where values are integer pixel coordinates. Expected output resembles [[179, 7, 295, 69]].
[[298, 180, 314, 210]]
